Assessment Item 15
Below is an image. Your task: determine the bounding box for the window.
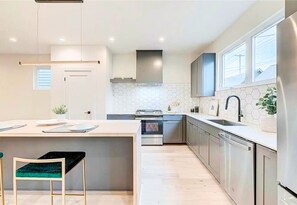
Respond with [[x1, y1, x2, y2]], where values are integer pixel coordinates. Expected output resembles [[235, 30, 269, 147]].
[[222, 43, 247, 88], [253, 25, 277, 82], [35, 67, 51, 90], [219, 12, 283, 89]]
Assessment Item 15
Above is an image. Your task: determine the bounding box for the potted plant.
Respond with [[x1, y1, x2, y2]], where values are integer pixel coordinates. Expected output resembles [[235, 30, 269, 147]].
[[52, 105, 68, 121], [256, 87, 277, 133]]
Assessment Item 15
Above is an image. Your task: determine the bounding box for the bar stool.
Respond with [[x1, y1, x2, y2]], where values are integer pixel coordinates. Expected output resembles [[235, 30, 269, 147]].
[[0, 152, 4, 205], [13, 151, 86, 205]]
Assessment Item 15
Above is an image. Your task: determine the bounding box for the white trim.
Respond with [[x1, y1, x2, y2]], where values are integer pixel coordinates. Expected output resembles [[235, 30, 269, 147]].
[[217, 9, 284, 91], [218, 79, 276, 91]]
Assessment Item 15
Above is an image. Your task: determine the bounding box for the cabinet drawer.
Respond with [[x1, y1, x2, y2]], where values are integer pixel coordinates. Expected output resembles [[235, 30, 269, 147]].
[[163, 115, 184, 121], [107, 114, 135, 120], [199, 121, 220, 137], [187, 116, 198, 126]]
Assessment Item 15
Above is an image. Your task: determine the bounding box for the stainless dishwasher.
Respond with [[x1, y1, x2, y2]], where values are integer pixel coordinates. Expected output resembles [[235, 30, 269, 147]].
[[219, 131, 255, 205]]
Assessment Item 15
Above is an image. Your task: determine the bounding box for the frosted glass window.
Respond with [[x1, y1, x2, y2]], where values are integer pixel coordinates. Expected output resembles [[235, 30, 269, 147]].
[[35, 67, 51, 90]]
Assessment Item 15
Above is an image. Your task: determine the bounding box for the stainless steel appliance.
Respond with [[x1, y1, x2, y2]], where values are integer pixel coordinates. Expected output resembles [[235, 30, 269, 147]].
[[219, 131, 255, 205], [135, 109, 163, 145], [277, 11, 297, 203]]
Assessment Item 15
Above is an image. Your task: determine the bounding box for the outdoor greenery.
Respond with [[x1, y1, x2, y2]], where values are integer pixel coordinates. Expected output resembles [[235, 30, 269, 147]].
[[256, 87, 277, 115], [52, 105, 68, 114]]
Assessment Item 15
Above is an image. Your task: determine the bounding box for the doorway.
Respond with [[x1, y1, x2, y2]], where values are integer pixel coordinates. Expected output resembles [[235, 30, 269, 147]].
[[64, 69, 95, 120]]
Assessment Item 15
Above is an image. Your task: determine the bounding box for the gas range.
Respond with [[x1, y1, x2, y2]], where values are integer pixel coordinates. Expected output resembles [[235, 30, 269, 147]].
[[135, 109, 163, 116], [135, 109, 163, 146]]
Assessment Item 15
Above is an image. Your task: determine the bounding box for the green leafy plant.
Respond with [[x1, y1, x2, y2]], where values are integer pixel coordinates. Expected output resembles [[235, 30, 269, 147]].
[[52, 105, 68, 114], [256, 87, 277, 115]]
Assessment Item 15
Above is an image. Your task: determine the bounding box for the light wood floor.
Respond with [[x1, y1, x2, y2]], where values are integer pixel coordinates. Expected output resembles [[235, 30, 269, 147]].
[[3, 145, 234, 205]]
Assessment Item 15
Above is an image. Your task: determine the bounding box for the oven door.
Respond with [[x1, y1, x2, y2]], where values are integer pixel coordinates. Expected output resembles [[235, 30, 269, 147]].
[[138, 119, 163, 145]]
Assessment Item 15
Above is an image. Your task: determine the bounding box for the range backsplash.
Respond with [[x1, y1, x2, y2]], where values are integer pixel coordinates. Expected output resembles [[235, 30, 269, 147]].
[[111, 83, 199, 113], [199, 83, 276, 125]]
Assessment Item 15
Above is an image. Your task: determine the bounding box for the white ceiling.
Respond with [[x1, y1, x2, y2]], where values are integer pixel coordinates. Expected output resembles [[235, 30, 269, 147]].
[[0, 0, 257, 54]]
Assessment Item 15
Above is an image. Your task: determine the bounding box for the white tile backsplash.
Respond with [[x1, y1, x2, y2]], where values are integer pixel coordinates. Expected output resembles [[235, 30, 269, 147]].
[[111, 83, 199, 113], [199, 83, 276, 125], [111, 82, 276, 125]]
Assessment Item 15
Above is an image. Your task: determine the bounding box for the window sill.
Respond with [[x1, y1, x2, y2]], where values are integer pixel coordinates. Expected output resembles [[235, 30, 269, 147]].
[[218, 79, 276, 91]]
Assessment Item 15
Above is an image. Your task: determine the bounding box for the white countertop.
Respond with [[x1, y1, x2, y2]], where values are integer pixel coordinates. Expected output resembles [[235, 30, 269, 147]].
[[186, 113, 277, 151], [107, 112, 277, 151], [0, 120, 141, 138]]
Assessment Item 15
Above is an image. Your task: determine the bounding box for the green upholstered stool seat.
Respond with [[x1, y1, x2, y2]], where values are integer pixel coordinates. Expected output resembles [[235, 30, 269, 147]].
[[16, 152, 85, 178], [0, 153, 3, 158]]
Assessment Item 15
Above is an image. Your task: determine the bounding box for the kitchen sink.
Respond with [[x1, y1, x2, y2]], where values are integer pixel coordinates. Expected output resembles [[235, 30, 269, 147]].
[[207, 119, 245, 126]]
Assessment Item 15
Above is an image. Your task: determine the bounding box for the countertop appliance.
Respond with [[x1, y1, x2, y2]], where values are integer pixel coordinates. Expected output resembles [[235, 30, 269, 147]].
[[219, 131, 255, 205], [135, 109, 163, 145], [277, 11, 297, 203]]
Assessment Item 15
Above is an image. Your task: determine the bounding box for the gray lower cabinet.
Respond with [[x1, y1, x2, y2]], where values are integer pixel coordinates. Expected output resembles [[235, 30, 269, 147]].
[[163, 120, 183, 143], [256, 144, 277, 205], [186, 118, 198, 153], [208, 134, 220, 180], [199, 129, 209, 165], [163, 115, 185, 144]]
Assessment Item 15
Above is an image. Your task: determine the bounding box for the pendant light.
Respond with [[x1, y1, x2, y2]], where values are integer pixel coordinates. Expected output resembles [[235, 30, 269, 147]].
[[19, 1, 100, 66]]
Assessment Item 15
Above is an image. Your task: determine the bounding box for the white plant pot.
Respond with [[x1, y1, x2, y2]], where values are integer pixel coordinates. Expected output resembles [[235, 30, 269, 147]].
[[260, 116, 276, 133], [55, 114, 66, 121]]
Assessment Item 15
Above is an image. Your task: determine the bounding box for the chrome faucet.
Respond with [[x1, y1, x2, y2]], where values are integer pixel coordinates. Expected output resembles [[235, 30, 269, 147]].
[[225, 95, 243, 122]]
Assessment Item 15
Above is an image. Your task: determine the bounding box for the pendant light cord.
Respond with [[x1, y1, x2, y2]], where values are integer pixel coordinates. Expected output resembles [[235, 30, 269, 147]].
[[37, 3, 40, 63], [80, 3, 83, 62]]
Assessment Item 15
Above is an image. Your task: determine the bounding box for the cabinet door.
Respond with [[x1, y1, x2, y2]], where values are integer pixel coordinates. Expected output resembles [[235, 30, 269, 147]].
[[209, 134, 220, 181], [164, 120, 183, 143], [192, 125, 198, 155], [196, 56, 203, 96], [186, 121, 191, 145], [256, 145, 277, 205], [191, 60, 198, 97], [199, 130, 209, 165]]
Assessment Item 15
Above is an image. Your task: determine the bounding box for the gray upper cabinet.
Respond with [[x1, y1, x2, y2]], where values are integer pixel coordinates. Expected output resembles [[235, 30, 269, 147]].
[[191, 53, 216, 97], [163, 115, 184, 143], [136, 50, 163, 84], [256, 144, 277, 205]]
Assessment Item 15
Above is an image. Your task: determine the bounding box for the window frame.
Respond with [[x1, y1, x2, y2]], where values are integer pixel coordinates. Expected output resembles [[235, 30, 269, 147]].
[[218, 10, 284, 91], [34, 66, 52, 90]]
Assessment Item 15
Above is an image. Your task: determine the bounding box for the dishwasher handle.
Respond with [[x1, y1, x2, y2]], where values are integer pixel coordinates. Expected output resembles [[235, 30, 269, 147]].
[[219, 133, 252, 151]]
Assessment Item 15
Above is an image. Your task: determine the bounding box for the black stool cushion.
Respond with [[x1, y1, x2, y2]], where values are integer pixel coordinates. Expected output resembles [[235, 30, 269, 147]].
[[16, 152, 86, 178]]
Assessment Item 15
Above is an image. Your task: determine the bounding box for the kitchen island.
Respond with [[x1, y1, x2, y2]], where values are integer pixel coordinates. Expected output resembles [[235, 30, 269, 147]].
[[0, 120, 141, 205]]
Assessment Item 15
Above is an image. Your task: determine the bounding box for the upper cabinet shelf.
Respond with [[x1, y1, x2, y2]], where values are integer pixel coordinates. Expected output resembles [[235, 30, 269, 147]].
[[191, 53, 216, 97]]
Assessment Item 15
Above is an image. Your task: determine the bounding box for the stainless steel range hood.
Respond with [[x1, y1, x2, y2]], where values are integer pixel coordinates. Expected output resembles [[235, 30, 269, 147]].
[[136, 50, 163, 84]]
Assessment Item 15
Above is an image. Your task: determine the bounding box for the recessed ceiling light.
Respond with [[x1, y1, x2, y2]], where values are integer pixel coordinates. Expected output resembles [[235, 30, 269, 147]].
[[59, 38, 65, 42], [109, 37, 115, 42], [159, 37, 165, 42], [9, 37, 17, 43]]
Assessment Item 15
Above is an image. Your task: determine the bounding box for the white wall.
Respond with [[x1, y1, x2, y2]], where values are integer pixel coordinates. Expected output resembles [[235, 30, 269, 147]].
[[195, 1, 284, 125], [112, 52, 192, 83], [0, 54, 51, 120], [192, 1, 284, 58], [50, 45, 112, 119]]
